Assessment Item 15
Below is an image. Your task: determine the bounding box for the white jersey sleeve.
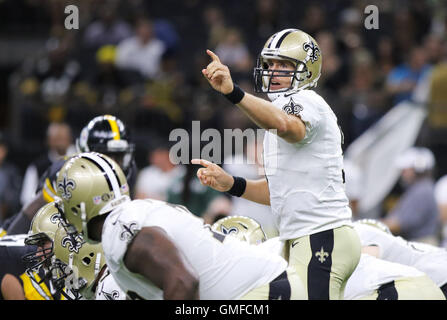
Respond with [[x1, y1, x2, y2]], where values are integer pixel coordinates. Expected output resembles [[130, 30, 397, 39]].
[[354, 222, 447, 287], [275, 92, 322, 143], [102, 199, 288, 300], [344, 253, 425, 300]]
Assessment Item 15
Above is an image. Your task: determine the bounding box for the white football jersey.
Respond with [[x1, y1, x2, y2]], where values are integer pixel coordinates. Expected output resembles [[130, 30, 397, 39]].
[[354, 222, 447, 287], [102, 199, 288, 300], [344, 253, 425, 300], [258, 237, 286, 259], [263, 90, 352, 240], [95, 267, 126, 300]]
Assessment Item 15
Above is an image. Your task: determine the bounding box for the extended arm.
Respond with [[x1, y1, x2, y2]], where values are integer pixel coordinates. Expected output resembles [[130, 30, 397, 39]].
[[124, 226, 199, 300], [242, 178, 270, 205], [202, 49, 306, 144], [191, 159, 270, 205], [235, 93, 306, 143]]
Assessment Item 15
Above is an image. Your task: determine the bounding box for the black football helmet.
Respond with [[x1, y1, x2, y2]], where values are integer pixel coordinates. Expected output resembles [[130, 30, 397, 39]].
[[76, 115, 135, 175]]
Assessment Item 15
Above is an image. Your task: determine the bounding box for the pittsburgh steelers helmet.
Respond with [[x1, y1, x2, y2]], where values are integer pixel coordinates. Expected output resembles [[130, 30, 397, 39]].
[[52, 226, 106, 300], [56, 152, 130, 242], [76, 115, 135, 174], [356, 219, 392, 235], [253, 28, 322, 93], [22, 202, 62, 272], [211, 215, 267, 245]]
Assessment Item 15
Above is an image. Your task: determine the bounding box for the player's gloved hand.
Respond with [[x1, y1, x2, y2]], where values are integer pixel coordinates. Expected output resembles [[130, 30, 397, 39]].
[[191, 159, 234, 192], [202, 50, 234, 95]]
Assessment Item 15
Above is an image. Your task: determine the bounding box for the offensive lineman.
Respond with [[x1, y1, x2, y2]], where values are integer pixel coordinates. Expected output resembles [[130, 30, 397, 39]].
[[57, 152, 306, 300], [4, 114, 137, 237], [354, 219, 447, 298], [194, 28, 360, 299], [212, 216, 444, 300]]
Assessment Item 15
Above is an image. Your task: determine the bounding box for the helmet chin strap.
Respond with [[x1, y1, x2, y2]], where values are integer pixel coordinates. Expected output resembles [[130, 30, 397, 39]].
[[80, 202, 89, 240], [94, 253, 101, 277]]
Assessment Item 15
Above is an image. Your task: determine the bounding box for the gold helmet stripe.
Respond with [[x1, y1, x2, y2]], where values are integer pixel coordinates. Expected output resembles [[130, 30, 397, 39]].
[[80, 153, 122, 197], [104, 115, 121, 140]]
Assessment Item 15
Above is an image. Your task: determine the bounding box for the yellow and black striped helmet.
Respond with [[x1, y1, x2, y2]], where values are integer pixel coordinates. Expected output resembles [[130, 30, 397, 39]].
[[76, 115, 134, 173], [254, 28, 322, 93]]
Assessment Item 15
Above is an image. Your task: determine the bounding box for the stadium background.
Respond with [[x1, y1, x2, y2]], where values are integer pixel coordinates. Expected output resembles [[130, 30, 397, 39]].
[[0, 0, 446, 238]]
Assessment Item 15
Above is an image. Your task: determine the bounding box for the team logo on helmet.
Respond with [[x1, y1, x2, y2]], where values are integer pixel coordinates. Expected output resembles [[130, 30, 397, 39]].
[[50, 213, 61, 224], [303, 41, 321, 63], [220, 226, 238, 235], [58, 175, 76, 200], [119, 221, 139, 242], [283, 98, 303, 116], [61, 235, 82, 253]]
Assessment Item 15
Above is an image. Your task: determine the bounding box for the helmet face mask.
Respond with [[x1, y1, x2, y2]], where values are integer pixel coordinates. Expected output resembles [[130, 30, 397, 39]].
[[22, 202, 63, 283], [253, 28, 322, 94], [254, 55, 309, 93], [51, 225, 106, 300]]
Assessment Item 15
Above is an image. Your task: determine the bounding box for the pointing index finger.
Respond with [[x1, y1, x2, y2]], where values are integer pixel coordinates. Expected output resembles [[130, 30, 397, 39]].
[[206, 49, 221, 63], [191, 158, 213, 168]]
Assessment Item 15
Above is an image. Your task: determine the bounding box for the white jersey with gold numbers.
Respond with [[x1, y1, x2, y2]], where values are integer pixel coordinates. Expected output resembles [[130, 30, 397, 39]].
[[102, 199, 288, 300], [263, 89, 352, 240], [354, 222, 447, 287]]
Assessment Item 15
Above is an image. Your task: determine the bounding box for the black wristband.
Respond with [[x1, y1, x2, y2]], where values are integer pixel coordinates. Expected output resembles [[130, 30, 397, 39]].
[[224, 84, 245, 104], [227, 176, 247, 197]]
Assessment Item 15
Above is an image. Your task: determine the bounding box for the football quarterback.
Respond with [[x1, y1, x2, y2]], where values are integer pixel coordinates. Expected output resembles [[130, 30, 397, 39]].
[[196, 28, 360, 299], [56, 152, 306, 300]]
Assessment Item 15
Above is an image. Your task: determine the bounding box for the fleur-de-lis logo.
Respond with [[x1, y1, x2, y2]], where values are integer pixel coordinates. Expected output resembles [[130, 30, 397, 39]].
[[283, 98, 303, 117], [303, 41, 321, 63], [50, 213, 61, 224], [100, 289, 120, 300], [61, 235, 82, 253], [58, 175, 76, 200], [220, 226, 238, 235], [315, 246, 329, 263], [119, 222, 139, 242]]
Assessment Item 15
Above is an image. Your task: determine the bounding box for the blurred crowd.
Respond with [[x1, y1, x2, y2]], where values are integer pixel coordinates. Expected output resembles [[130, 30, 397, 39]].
[[0, 0, 447, 243]]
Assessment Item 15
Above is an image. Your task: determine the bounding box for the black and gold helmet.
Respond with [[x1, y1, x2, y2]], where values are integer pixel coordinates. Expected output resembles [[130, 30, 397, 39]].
[[22, 202, 62, 280], [56, 152, 130, 242], [76, 115, 135, 174], [52, 226, 105, 300], [254, 28, 322, 93], [212, 215, 267, 245]]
